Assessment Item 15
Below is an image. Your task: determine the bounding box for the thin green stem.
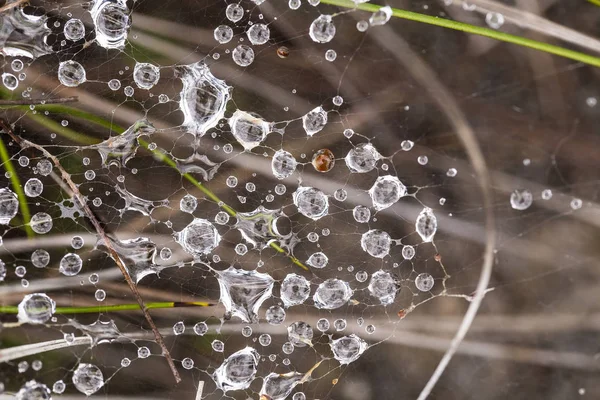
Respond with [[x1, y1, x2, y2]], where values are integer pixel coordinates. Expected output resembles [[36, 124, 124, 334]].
[[0, 137, 34, 237], [587, 0, 600, 7], [0, 301, 213, 315], [320, 0, 600, 68]]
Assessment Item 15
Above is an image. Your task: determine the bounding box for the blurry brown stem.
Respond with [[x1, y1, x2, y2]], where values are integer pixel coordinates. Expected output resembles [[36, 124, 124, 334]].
[[0, 118, 182, 384], [0, 96, 79, 106]]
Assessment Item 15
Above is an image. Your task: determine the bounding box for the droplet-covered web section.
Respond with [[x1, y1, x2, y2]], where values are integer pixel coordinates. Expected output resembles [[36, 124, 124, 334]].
[[0, 0, 505, 399]]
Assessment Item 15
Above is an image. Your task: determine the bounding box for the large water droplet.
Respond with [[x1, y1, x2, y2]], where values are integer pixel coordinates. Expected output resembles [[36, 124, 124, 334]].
[[361, 229, 391, 258], [415, 207, 437, 242], [281, 273, 311, 307], [2, 73, 18, 90], [345, 143, 380, 173], [176, 218, 221, 256], [212, 347, 259, 392], [177, 62, 231, 136], [58, 60, 86, 87], [330, 334, 368, 364], [232, 44, 255, 67], [247, 23, 270, 45], [90, 0, 130, 49], [133, 62, 160, 90], [72, 363, 104, 396], [92, 119, 155, 167], [313, 278, 352, 310], [30, 212, 53, 234], [260, 371, 304, 400], [229, 110, 271, 150], [302, 106, 327, 136], [369, 5, 392, 26], [309, 15, 336, 43], [0, 5, 53, 59], [293, 186, 329, 220], [217, 266, 274, 323], [287, 321, 313, 347], [226, 3, 244, 22], [369, 175, 406, 210], [59, 253, 83, 276], [64, 18, 85, 41], [0, 188, 19, 225], [368, 270, 397, 305], [16, 380, 51, 400], [17, 293, 56, 324], [272, 149, 297, 179]]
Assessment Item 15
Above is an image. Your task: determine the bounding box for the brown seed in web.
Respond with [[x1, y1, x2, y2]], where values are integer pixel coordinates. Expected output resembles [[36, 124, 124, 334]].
[[312, 148, 335, 173], [397, 309, 407, 319], [434, 253, 442, 262], [277, 46, 290, 58], [332, 378, 338, 385]]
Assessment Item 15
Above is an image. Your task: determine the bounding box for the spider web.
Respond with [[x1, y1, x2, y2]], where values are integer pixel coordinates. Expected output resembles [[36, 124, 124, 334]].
[[0, 0, 598, 399]]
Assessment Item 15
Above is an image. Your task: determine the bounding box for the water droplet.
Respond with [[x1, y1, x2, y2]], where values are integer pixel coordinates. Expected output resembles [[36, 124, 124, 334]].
[[416, 207, 437, 242], [485, 12, 505, 29], [415, 273, 434, 291], [510, 189, 533, 210], [217, 266, 274, 323], [11, 59, 23, 72], [260, 371, 305, 400], [17, 293, 56, 324], [355, 270, 368, 283], [281, 273, 311, 307], [369, 5, 392, 26], [259, 333, 272, 346], [272, 149, 297, 179], [353, 205, 371, 223], [90, 0, 130, 49], [313, 279, 352, 309], [345, 143, 380, 173], [52, 380, 65, 394], [302, 106, 327, 136], [226, 3, 244, 22], [16, 381, 51, 400], [193, 321, 208, 335], [334, 319, 347, 331], [121, 357, 131, 367], [30, 212, 53, 234], [232, 44, 255, 67], [94, 289, 106, 301], [2, 73, 18, 90], [31, 249, 50, 268], [293, 186, 329, 220], [287, 321, 313, 347], [182, 357, 194, 369], [541, 189, 553, 200], [307, 252, 328, 268], [177, 62, 231, 136], [402, 245, 415, 260], [64, 18, 85, 41], [108, 78, 121, 90], [369, 175, 406, 210], [368, 270, 397, 305], [212, 347, 259, 391], [180, 194, 198, 213], [176, 218, 221, 256], [266, 305, 286, 325], [247, 23, 270, 45], [330, 334, 367, 364], [36, 159, 52, 176], [571, 198, 583, 210], [309, 15, 336, 43], [58, 60, 86, 87], [133, 62, 160, 90], [60, 253, 83, 276], [361, 229, 391, 258], [325, 49, 337, 61], [229, 110, 270, 150], [356, 20, 369, 32], [137, 346, 150, 358], [214, 25, 234, 44], [72, 363, 104, 395]]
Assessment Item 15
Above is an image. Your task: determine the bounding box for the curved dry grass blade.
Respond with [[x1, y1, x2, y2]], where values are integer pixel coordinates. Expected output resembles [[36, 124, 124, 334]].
[[360, 25, 496, 400], [0, 336, 92, 363]]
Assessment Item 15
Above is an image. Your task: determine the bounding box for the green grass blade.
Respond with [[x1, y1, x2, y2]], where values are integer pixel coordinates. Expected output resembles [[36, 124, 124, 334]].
[[0, 301, 214, 315], [0, 137, 34, 237], [320, 0, 600, 68]]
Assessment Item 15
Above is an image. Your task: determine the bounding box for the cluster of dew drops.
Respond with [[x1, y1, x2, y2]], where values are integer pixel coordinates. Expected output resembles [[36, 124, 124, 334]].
[[0, 0, 587, 399]]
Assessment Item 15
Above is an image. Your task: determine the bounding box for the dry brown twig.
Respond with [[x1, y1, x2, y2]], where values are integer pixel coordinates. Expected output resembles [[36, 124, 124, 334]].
[[0, 118, 182, 384]]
